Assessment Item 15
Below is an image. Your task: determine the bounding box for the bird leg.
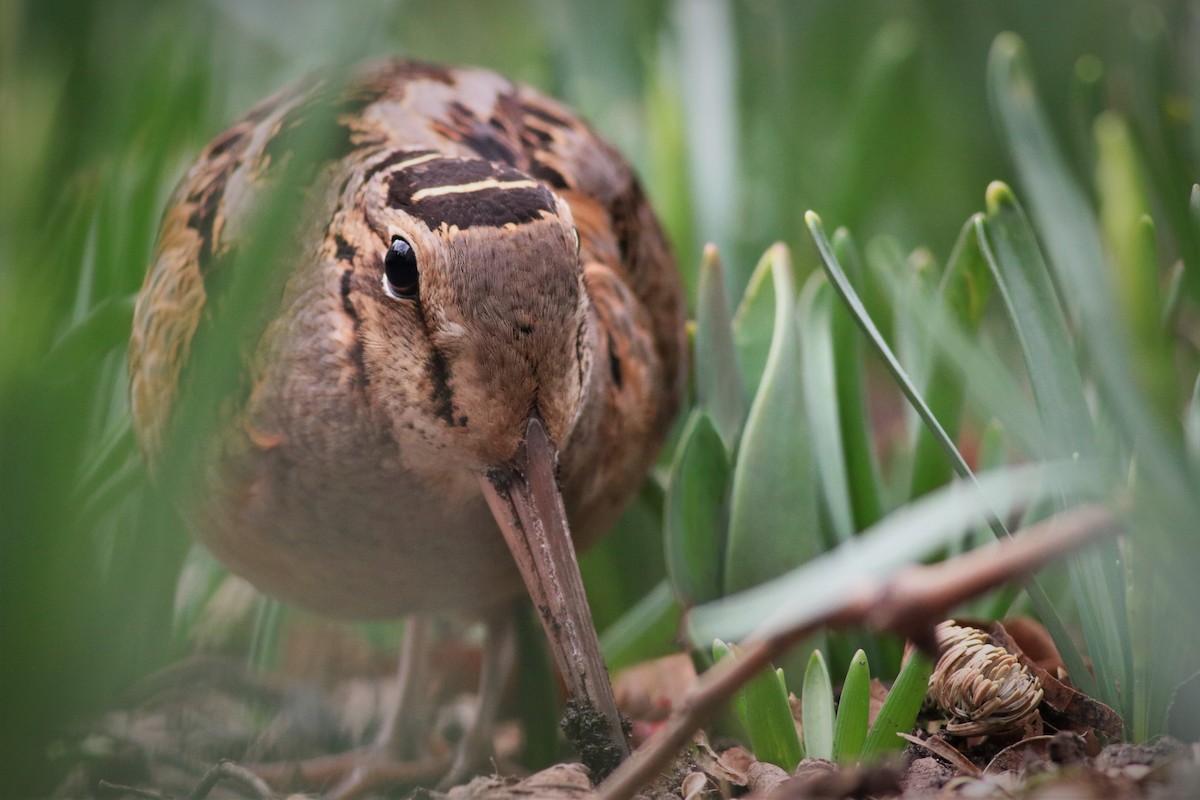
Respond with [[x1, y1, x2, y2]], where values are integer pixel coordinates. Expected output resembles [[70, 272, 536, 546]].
[[255, 610, 521, 799], [438, 608, 517, 788], [318, 617, 445, 800], [374, 616, 432, 760], [477, 417, 630, 779]]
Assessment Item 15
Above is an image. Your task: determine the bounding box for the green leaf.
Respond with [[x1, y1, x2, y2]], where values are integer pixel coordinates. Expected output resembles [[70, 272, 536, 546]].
[[690, 460, 1094, 645], [989, 32, 1194, 510], [811, 211, 1012, 486], [1190, 184, 1200, 273], [515, 599, 560, 771], [643, 45, 697, 295], [813, 206, 1091, 620], [665, 411, 730, 605], [815, 206, 1100, 705], [1068, 54, 1104, 169], [801, 649, 835, 761], [980, 182, 1126, 709], [988, 33, 1112, 335], [864, 232, 1047, 462], [724, 244, 819, 595], [248, 595, 286, 672], [1095, 112, 1176, 420], [909, 215, 992, 500], [831, 19, 921, 228], [695, 244, 748, 454], [830, 229, 885, 529], [1161, 259, 1184, 330], [861, 649, 932, 760], [980, 182, 1093, 459], [45, 294, 136, 376], [798, 272, 855, 545], [581, 479, 667, 631], [600, 581, 684, 673], [832, 649, 870, 763], [731, 248, 778, 398], [714, 640, 803, 771], [1186, 372, 1200, 466]]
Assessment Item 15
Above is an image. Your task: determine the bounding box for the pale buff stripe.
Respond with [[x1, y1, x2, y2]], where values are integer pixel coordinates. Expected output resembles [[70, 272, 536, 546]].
[[410, 178, 541, 202], [383, 152, 441, 173]]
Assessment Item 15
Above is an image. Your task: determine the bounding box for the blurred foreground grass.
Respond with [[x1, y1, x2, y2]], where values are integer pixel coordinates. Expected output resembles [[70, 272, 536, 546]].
[[3, 0, 1199, 793]]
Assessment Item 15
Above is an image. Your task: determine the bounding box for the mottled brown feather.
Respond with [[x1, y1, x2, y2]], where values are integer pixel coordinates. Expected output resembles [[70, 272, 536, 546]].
[[129, 59, 685, 618]]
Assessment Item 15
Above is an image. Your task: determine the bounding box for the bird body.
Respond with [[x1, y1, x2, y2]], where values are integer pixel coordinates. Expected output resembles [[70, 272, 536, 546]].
[[129, 59, 685, 627]]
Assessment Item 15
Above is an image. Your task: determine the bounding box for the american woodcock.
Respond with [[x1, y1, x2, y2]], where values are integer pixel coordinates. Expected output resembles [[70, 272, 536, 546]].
[[128, 59, 686, 789]]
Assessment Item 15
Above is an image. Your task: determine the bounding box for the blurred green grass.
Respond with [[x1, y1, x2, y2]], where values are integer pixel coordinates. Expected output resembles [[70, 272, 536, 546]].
[[3, 0, 1198, 792]]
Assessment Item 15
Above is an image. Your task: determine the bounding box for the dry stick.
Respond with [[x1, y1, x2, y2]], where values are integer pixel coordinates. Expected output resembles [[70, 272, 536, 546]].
[[249, 750, 449, 793], [595, 504, 1120, 800], [97, 782, 166, 800], [97, 760, 275, 800], [187, 760, 273, 800]]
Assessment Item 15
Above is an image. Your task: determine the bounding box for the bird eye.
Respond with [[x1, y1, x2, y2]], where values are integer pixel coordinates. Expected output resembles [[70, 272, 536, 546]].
[[382, 236, 419, 299]]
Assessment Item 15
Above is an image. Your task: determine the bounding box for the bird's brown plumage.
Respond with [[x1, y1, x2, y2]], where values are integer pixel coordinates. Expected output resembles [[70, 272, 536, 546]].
[[129, 58, 685, 620]]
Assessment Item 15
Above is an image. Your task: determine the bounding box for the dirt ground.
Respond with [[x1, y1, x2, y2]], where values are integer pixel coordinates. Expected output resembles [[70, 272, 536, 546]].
[[49, 645, 1200, 800]]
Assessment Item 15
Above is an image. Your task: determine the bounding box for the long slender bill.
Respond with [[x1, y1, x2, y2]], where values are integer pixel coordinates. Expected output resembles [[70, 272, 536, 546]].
[[477, 417, 629, 776]]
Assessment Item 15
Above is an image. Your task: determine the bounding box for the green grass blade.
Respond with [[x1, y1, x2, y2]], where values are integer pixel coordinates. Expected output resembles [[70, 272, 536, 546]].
[[863, 237, 916, 367], [1186, 372, 1200, 465], [832, 649, 870, 763], [908, 215, 991, 500], [601, 581, 684, 673], [1190, 184, 1200, 271], [46, 295, 136, 376], [979, 182, 1128, 712], [643, 42, 697, 296], [802, 649, 835, 761], [1095, 112, 1176, 421], [830, 229, 885, 528], [695, 244, 748, 454], [979, 182, 1094, 458], [248, 595, 285, 673], [809, 212, 1096, 693], [714, 641, 803, 771], [868, 229, 1048, 461], [1161, 259, 1184, 330], [990, 31, 1195, 508], [673, 0, 740, 285], [665, 410, 730, 605], [725, 244, 819, 594], [1068, 55, 1104, 169], [731, 247, 778, 398], [581, 479, 668, 632], [690, 460, 1093, 645], [515, 600, 560, 771], [829, 19, 920, 228], [809, 211, 992, 485], [798, 272, 855, 545], [583, 483, 668, 639], [989, 33, 1112, 330], [861, 649, 932, 761]]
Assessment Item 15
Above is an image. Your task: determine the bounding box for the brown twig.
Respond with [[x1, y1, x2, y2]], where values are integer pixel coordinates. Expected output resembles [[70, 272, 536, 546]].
[[187, 760, 273, 800], [248, 750, 450, 796], [595, 504, 1120, 800], [96, 760, 275, 800], [895, 733, 981, 777], [97, 781, 166, 800]]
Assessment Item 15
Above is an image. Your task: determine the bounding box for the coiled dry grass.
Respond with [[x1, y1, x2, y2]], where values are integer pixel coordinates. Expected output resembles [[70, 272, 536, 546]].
[[929, 620, 1044, 736]]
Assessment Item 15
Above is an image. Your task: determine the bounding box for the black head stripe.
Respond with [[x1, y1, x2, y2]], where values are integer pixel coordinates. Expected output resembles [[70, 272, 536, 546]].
[[366, 148, 439, 181], [386, 157, 557, 231]]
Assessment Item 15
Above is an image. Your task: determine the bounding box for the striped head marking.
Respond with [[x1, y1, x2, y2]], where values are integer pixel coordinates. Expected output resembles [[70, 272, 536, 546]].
[[350, 151, 591, 469]]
